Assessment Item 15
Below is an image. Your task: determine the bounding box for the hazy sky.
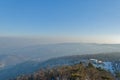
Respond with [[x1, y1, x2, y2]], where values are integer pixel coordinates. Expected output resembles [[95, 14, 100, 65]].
[[0, 0, 120, 43]]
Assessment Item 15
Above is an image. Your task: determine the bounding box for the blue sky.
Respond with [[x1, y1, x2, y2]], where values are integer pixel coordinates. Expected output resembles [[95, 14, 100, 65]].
[[0, 0, 120, 43]]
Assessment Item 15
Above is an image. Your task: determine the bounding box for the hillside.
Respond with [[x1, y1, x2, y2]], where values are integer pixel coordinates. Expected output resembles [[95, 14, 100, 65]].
[[13, 62, 115, 80], [1, 53, 120, 80]]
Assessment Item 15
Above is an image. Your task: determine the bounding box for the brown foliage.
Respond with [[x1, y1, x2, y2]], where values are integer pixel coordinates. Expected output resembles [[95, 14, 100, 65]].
[[14, 63, 115, 80]]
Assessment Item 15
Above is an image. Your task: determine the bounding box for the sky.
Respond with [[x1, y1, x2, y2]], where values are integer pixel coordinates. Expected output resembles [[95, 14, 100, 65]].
[[0, 0, 120, 44]]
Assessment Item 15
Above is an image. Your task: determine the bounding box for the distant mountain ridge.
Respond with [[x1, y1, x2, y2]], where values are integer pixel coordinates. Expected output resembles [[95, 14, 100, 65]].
[[1, 43, 120, 70]]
